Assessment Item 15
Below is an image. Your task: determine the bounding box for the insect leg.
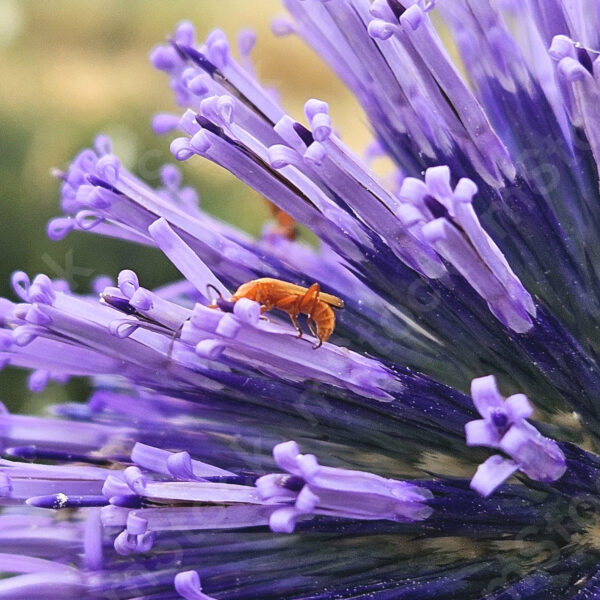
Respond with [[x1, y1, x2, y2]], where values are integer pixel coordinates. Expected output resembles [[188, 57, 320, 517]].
[[299, 284, 325, 347], [306, 318, 323, 349], [290, 314, 303, 338], [273, 294, 303, 337], [299, 283, 321, 317], [307, 317, 318, 338]]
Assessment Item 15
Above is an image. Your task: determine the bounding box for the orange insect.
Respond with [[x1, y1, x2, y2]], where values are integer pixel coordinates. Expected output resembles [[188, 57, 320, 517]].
[[212, 278, 344, 348], [265, 201, 297, 240]]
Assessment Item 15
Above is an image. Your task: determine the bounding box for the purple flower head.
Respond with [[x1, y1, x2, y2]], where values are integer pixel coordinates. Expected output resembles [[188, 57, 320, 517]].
[[466, 375, 566, 496], [4, 1, 600, 598]]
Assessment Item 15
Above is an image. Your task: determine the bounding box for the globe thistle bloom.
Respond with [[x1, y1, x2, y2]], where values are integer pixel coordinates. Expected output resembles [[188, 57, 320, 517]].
[[3, 0, 600, 597]]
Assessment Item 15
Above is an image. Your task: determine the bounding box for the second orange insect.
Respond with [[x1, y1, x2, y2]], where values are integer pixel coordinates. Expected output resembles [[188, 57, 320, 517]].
[[213, 278, 344, 348]]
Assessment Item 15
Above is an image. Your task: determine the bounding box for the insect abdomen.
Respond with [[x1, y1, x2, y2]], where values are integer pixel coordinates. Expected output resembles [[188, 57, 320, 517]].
[[312, 301, 336, 343]]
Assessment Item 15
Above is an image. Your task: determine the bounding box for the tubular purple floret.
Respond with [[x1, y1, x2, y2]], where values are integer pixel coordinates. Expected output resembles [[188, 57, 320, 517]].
[[102, 474, 132, 499], [549, 34, 578, 62], [273, 115, 309, 152], [185, 72, 211, 97], [401, 5, 515, 182], [171, 137, 196, 161], [92, 275, 113, 295], [304, 99, 332, 141], [400, 166, 535, 332], [126, 512, 148, 536], [205, 28, 230, 69], [315, 138, 443, 272], [174, 20, 196, 47], [113, 524, 156, 556], [47, 217, 75, 241], [148, 218, 230, 298], [12, 325, 44, 347], [269, 107, 446, 277], [183, 301, 399, 401], [303, 141, 326, 166], [465, 375, 566, 497], [131, 443, 233, 479], [258, 440, 433, 534], [93, 134, 112, 156], [95, 155, 120, 186], [553, 52, 600, 169], [22, 305, 52, 327], [117, 269, 139, 298], [238, 27, 257, 63], [52, 135, 275, 285], [268, 145, 302, 169], [108, 320, 140, 339], [333, 1, 514, 180], [160, 164, 182, 189], [175, 570, 218, 600], [271, 16, 296, 37], [368, 19, 398, 40], [169, 109, 375, 264], [168, 32, 285, 125], [167, 452, 198, 481], [369, 0, 394, 21], [124, 466, 147, 494], [153, 112, 181, 134], [195, 339, 226, 359], [128, 285, 191, 331], [27, 369, 51, 393], [74, 210, 104, 232], [149, 44, 183, 73], [11, 273, 56, 306]]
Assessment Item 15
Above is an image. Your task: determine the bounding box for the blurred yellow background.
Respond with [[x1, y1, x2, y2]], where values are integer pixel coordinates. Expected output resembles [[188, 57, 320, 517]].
[[0, 0, 373, 411]]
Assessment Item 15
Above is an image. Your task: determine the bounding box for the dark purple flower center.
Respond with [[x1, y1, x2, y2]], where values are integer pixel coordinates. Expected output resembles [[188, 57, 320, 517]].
[[100, 294, 138, 315], [386, 0, 406, 19], [423, 194, 449, 220], [281, 475, 305, 492], [490, 408, 509, 433]]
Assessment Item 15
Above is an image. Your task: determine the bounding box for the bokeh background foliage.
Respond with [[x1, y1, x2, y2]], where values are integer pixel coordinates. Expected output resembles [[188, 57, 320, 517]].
[[0, 0, 373, 412]]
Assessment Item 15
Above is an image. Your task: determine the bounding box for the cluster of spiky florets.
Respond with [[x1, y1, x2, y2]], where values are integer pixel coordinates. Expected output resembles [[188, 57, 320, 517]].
[[2, 1, 600, 598]]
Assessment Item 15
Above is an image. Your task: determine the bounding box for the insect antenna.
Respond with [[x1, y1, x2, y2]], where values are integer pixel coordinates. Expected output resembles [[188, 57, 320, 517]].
[[206, 283, 222, 299], [206, 283, 236, 313]]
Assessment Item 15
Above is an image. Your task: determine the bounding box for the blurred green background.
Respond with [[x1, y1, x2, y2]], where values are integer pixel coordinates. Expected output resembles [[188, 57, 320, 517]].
[[0, 1, 372, 412]]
